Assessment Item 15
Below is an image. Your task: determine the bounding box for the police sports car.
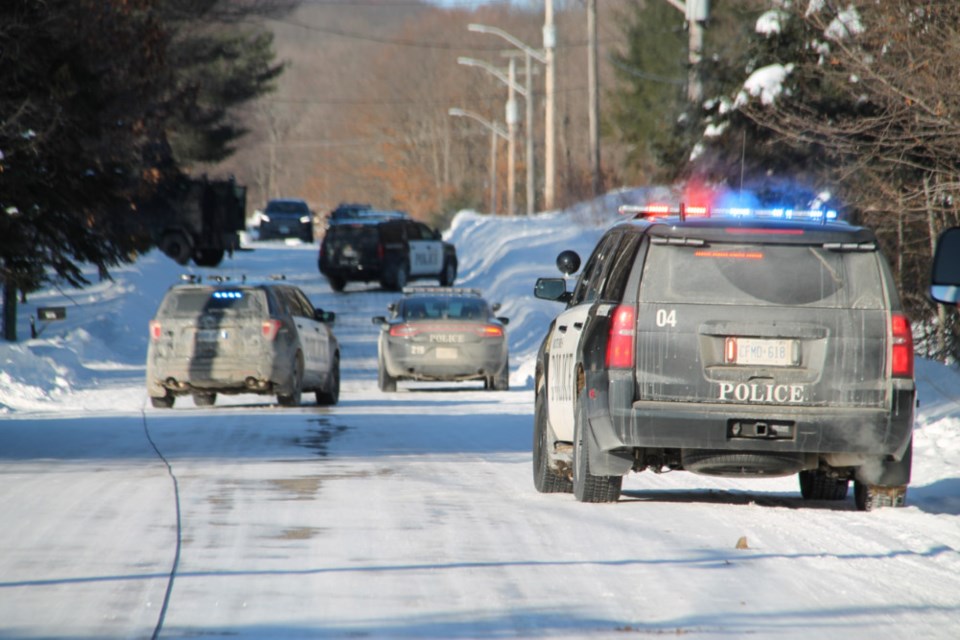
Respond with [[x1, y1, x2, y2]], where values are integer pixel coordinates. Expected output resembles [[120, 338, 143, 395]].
[[372, 287, 509, 391]]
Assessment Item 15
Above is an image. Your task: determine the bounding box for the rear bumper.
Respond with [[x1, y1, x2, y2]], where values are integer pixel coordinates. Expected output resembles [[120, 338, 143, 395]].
[[587, 372, 915, 457], [146, 355, 291, 396], [319, 261, 382, 282], [383, 343, 506, 381]]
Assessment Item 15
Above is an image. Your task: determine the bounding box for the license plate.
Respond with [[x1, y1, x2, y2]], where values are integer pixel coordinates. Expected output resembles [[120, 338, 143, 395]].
[[279, 226, 290, 234], [196, 329, 222, 342], [435, 347, 458, 360], [724, 337, 797, 366]]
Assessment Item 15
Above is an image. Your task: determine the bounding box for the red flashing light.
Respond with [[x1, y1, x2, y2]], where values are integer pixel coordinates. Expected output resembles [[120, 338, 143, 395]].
[[606, 305, 635, 369], [149, 320, 162, 341], [891, 314, 914, 378]]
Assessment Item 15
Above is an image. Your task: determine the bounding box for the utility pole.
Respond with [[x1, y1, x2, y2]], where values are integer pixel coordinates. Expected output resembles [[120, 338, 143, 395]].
[[506, 56, 519, 216], [587, 0, 601, 197], [664, 0, 709, 104], [544, 0, 557, 211]]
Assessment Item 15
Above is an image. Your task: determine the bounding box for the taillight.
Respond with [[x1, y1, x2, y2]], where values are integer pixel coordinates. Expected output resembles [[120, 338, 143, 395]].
[[606, 305, 635, 369], [377, 242, 385, 260], [389, 324, 419, 338], [891, 313, 914, 378], [476, 325, 504, 337], [262, 319, 282, 341], [149, 320, 162, 341]]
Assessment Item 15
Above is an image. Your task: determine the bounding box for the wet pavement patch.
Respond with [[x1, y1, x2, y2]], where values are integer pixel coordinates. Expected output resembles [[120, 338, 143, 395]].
[[293, 418, 351, 456]]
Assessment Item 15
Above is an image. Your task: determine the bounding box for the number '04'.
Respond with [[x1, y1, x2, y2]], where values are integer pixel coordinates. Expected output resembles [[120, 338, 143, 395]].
[[656, 308, 677, 328]]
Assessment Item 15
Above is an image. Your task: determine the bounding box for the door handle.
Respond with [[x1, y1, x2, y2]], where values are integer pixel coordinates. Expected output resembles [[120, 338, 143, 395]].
[[573, 322, 584, 330], [558, 325, 568, 333]]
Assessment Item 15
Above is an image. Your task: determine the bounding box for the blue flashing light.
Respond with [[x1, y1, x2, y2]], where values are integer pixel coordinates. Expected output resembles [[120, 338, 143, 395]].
[[212, 290, 244, 300]]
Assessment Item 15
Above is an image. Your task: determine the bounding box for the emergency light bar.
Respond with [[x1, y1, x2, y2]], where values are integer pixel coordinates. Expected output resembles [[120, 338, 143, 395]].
[[618, 203, 840, 223]]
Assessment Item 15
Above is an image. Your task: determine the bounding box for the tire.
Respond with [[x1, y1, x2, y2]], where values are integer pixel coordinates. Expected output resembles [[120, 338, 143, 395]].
[[278, 353, 303, 407], [854, 482, 907, 511], [572, 392, 622, 503], [151, 395, 175, 409], [316, 355, 340, 406], [799, 470, 850, 500], [327, 276, 346, 293], [192, 248, 225, 267], [489, 360, 509, 391], [192, 392, 217, 407], [533, 387, 573, 494], [159, 232, 193, 266], [383, 261, 409, 291], [377, 356, 397, 392], [682, 450, 807, 477], [439, 260, 457, 286]]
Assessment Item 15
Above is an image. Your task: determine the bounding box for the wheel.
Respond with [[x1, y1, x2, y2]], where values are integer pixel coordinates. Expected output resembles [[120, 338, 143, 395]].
[[316, 355, 340, 406], [151, 395, 175, 409], [327, 276, 345, 292], [489, 360, 509, 391], [854, 482, 907, 511], [799, 470, 849, 500], [533, 386, 573, 494], [278, 353, 303, 407], [192, 392, 217, 407], [159, 232, 193, 265], [439, 260, 457, 286], [572, 392, 622, 503], [382, 261, 409, 291], [192, 248, 224, 267], [377, 356, 396, 392]]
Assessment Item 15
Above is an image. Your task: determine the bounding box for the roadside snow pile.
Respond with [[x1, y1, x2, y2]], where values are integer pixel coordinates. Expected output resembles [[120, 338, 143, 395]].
[[0, 342, 74, 413]]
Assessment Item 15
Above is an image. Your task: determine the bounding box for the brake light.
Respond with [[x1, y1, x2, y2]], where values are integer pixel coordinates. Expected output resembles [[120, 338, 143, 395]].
[[149, 320, 162, 341], [390, 324, 419, 338], [606, 305, 635, 369], [476, 325, 504, 337], [891, 313, 914, 378], [262, 319, 282, 341], [377, 242, 385, 260]]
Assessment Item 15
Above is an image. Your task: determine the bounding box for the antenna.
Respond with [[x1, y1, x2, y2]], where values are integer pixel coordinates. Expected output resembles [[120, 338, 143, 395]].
[[739, 130, 747, 194]]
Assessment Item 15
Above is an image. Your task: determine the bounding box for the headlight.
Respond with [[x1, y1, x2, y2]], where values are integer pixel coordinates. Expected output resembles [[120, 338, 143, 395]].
[[300, 215, 311, 224]]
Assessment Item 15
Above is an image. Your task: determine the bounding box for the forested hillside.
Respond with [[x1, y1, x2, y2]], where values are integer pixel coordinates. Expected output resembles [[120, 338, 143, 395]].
[[208, 0, 638, 224]]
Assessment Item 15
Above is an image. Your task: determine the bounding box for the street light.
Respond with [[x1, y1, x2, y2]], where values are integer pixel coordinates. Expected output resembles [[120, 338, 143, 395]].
[[448, 108, 508, 216], [468, 23, 551, 214], [458, 56, 527, 216]]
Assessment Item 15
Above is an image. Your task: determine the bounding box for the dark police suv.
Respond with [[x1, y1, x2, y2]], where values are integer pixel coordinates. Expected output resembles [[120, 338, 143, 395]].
[[532, 202, 915, 511]]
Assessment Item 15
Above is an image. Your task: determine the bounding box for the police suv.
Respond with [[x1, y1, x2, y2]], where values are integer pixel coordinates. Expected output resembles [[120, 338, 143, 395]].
[[533, 203, 915, 511]]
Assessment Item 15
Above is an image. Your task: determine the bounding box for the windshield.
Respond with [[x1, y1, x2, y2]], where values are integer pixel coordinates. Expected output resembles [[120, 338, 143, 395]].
[[265, 201, 308, 215]]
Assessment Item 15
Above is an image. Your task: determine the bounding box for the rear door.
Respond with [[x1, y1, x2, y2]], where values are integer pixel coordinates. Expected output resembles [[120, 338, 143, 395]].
[[163, 287, 268, 366], [546, 231, 623, 441], [634, 237, 889, 411], [408, 222, 443, 276]]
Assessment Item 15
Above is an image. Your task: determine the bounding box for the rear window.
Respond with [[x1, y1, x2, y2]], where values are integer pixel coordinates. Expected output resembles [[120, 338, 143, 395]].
[[639, 243, 885, 308], [160, 288, 267, 317], [325, 224, 379, 245], [401, 297, 487, 321]]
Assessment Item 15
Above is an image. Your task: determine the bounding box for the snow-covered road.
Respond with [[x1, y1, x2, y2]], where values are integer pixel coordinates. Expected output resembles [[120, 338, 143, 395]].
[[2, 206, 960, 638]]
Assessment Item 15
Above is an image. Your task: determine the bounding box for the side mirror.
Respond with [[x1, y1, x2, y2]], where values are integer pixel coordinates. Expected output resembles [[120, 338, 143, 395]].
[[931, 227, 960, 304], [372, 316, 387, 325], [556, 250, 581, 275], [387, 302, 397, 314], [535, 277, 571, 303], [491, 302, 501, 313], [497, 317, 510, 326], [315, 309, 336, 324]]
